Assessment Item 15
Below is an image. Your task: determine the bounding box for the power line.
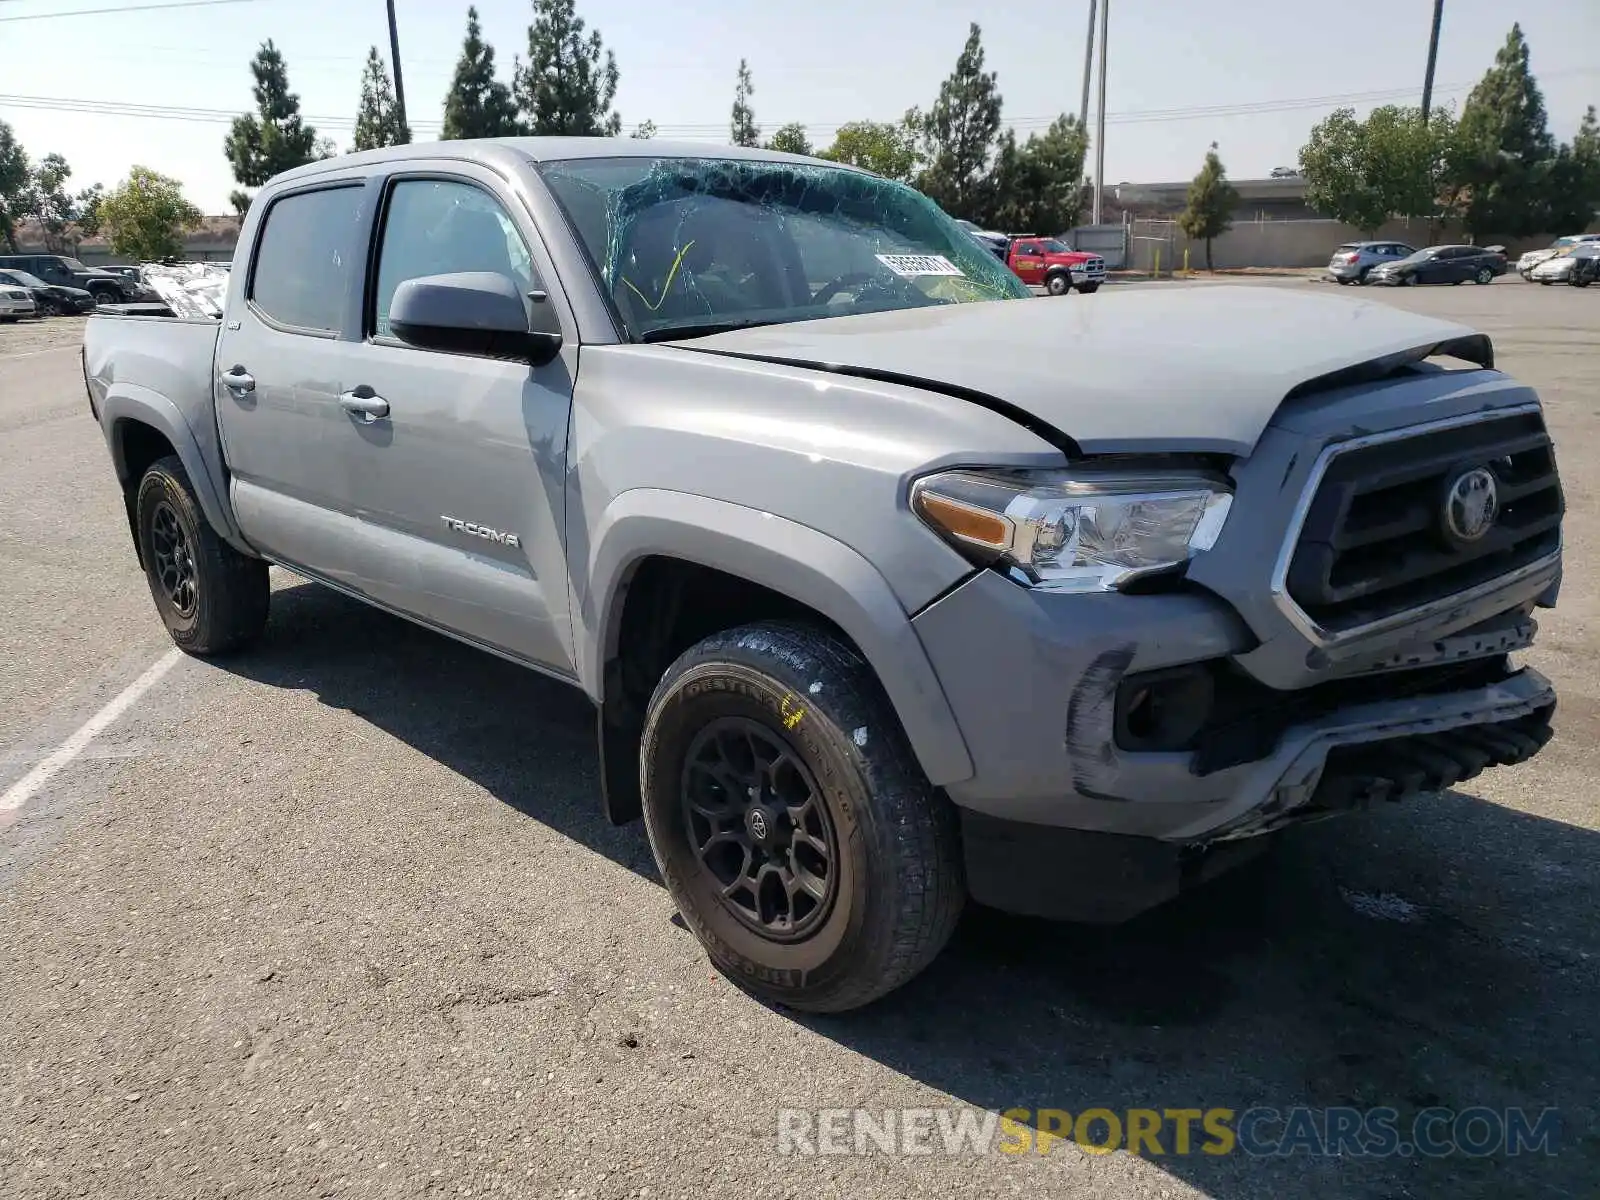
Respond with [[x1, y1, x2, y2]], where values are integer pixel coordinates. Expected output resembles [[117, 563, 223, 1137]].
[[0, 0, 261, 21], [1, 69, 1590, 137]]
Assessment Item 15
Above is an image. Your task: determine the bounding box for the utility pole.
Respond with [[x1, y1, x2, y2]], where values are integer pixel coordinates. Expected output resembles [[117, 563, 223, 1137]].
[[1092, 0, 1109, 224], [1420, 0, 1444, 125], [387, 0, 409, 135], [1078, 0, 1097, 133]]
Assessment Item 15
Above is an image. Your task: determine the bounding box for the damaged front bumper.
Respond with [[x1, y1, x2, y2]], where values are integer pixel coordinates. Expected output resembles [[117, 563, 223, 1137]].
[[912, 569, 1556, 921]]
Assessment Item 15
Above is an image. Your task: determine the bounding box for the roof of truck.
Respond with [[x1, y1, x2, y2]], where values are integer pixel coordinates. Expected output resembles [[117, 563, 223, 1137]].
[[269, 137, 870, 188]]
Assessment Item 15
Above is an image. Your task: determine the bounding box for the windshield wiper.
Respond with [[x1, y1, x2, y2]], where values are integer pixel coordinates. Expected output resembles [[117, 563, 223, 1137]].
[[640, 317, 783, 343]]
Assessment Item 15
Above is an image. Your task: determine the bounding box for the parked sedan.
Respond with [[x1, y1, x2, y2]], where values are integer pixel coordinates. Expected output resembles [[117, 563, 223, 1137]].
[[1367, 244, 1507, 287], [1516, 233, 1600, 279], [1528, 245, 1594, 285], [1557, 242, 1599, 288], [954, 218, 1009, 261], [1327, 240, 1416, 284], [0, 268, 98, 315], [0, 285, 37, 321]]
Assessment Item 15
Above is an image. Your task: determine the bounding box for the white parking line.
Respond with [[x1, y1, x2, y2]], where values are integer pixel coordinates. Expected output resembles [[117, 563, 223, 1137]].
[[0, 649, 183, 813]]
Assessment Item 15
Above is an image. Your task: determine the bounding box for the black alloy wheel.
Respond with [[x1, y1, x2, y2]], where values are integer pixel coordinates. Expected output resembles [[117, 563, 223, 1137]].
[[149, 499, 198, 618], [681, 717, 839, 941]]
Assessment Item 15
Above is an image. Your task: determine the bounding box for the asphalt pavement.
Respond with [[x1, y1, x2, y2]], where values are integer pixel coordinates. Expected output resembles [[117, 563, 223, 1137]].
[[1, 282, 1597, 1199]]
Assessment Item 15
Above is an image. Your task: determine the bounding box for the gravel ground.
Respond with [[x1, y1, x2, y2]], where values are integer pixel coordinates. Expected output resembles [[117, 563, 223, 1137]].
[[1, 282, 1596, 1199]]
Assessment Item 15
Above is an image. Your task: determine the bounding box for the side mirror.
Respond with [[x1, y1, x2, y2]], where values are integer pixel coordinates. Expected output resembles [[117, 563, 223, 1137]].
[[389, 271, 563, 366]]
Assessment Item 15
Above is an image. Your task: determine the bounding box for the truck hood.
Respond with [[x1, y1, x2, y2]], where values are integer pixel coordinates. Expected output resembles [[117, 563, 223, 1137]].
[[672, 286, 1483, 456]]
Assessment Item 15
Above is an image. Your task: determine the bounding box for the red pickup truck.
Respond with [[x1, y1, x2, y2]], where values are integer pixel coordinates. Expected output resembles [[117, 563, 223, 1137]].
[[1004, 236, 1106, 296]]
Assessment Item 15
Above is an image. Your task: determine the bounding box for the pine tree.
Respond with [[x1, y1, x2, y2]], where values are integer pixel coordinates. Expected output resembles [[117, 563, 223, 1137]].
[[730, 59, 759, 148], [1456, 24, 1556, 237], [1176, 144, 1239, 270], [981, 115, 1087, 233], [1545, 106, 1600, 233], [514, 0, 621, 137], [917, 24, 1002, 217], [224, 40, 330, 204], [353, 47, 411, 151], [442, 6, 522, 140]]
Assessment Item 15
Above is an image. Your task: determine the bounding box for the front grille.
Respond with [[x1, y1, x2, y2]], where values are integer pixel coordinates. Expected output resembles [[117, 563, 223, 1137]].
[[1286, 411, 1562, 632]]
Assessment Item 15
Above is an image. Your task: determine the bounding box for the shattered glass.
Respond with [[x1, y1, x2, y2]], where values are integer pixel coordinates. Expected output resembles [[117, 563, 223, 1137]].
[[138, 261, 232, 320], [538, 156, 1030, 340]]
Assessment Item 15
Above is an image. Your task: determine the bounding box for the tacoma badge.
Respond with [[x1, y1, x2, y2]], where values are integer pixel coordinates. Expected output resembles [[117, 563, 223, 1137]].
[[441, 515, 521, 548]]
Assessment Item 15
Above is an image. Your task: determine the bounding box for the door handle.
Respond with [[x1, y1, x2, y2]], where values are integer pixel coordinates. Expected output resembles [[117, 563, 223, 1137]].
[[338, 388, 390, 422], [221, 366, 255, 393]]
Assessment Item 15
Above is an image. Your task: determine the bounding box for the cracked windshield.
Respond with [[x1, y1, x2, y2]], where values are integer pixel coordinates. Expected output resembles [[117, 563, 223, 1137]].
[[540, 156, 1030, 340]]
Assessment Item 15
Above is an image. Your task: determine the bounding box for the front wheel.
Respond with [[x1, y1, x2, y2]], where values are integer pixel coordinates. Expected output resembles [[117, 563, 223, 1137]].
[[640, 622, 964, 1013], [1045, 272, 1071, 296], [1403, 274, 1419, 287], [136, 455, 270, 654], [1475, 267, 1494, 285], [1572, 277, 1591, 288]]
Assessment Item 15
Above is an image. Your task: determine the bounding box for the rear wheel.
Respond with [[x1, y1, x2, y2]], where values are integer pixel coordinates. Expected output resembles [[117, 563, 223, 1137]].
[[1572, 277, 1591, 288], [1357, 266, 1373, 284], [1540, 280, 1553, 286], [1076, 282, 1100, 294], [135, 455, 269, 655], [640, 621, 964, 1012], [1045, 272, 1071, 296]]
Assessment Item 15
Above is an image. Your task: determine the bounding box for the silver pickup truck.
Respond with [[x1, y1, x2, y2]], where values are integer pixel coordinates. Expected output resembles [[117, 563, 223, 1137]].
[[83, 139, 1563, 1012]]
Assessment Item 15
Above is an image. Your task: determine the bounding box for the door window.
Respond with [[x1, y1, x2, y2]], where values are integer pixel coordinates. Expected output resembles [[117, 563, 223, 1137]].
[[249, 186, 363, 333], [371, 179, 537, 341]]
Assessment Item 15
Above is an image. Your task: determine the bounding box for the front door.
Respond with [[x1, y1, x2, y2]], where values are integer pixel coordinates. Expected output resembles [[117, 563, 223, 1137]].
[[1011, 240, 1044, 284], [332, 172, 576, 674], [214, 182, 371, 584]]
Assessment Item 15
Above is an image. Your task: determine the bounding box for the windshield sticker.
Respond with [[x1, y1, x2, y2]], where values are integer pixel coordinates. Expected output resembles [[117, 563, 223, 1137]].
[[875, 254, 966, 279]]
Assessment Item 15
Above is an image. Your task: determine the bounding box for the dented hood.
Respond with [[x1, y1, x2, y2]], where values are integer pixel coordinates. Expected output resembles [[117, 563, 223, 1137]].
[[674, 285, 1484, 456]]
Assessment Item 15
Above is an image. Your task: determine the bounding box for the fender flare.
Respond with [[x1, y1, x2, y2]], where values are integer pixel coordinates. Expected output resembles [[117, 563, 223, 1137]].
[[580, 488, 975, 787], [100, 385, 247, 551]]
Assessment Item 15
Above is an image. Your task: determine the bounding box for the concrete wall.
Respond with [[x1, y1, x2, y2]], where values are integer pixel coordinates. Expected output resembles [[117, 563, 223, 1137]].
[[1124, 217, 1600, 272]]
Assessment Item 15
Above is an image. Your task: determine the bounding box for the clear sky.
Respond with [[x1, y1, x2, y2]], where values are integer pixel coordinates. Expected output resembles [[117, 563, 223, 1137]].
[[1, 0, 1595, 214]]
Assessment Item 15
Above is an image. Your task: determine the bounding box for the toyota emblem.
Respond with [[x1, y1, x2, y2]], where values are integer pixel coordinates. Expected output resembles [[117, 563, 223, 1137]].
[[748, 810, 769, 841], [1445, 467, 1499, 543]]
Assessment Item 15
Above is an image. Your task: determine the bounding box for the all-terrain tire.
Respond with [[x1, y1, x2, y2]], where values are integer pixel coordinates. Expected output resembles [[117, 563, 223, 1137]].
[[640, 621, 964, 1012], [1077, 282, 1100, 294], [135, 455, 269, 655], [1045, 271, 1071, 296]]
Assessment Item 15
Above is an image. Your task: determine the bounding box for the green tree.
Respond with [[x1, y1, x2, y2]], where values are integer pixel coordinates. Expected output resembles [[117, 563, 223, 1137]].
[[981, 114, 1087, 232], [1455, 23, 1556, 238], [1298, 108, 1389, 233], [817, 111, 923, 182], [766, 122, 812, 156], [917, 24, 1002, 216], [98, 167, 203, 262], [74, 184, 106, 242], [442, 6, 522, 140], [630, 119, 658, 139], [730, 58, 759, 147], [1544, 106, 1600, 232], [23, 154, 92, 252], [515, 0, 621, 136], [1176, 144, 1239, 270], [225, 40, 331, 211], [0, 121, 31, 252], [352, 46, 411, 151]]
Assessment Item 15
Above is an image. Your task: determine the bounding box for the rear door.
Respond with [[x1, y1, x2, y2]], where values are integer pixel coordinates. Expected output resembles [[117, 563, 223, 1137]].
[[214, 181, 370, 580], [331, 169, 577, 673]]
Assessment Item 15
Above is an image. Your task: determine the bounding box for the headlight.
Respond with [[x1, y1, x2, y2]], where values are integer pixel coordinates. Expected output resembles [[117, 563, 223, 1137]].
[[911, 467, 1232, 592]]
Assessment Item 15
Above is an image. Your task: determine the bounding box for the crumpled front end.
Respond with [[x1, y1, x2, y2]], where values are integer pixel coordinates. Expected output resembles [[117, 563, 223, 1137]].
[[910, 361, 1561, 920]]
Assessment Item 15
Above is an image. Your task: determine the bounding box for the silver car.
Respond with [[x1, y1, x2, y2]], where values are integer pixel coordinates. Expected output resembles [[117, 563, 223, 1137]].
[[0, 285, 37, 321], [1517, 234, 1600, 279], [1327, 240, 1417, 285]]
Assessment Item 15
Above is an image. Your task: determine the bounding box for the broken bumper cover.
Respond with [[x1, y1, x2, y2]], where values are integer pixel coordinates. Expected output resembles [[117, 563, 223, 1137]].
[[915, 570, 1555, 920], [912, 570, 1556, 902]]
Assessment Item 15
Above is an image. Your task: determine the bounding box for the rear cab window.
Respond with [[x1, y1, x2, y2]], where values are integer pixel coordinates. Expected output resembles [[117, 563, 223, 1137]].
[[249, 186, 364, 334]]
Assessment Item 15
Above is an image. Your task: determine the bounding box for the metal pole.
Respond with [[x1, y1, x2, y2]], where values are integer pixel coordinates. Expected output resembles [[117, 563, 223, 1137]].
[[1078, 0, 1097, 133], [387, 0, 409, 136], [1420, 0, 1443, 124], [1092, 0, 1108, 224]]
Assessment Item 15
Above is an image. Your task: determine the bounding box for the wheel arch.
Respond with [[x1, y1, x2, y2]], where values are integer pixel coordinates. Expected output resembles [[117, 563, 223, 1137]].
[[101, 387, 246, 560], [580, 489, 975, 823]]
